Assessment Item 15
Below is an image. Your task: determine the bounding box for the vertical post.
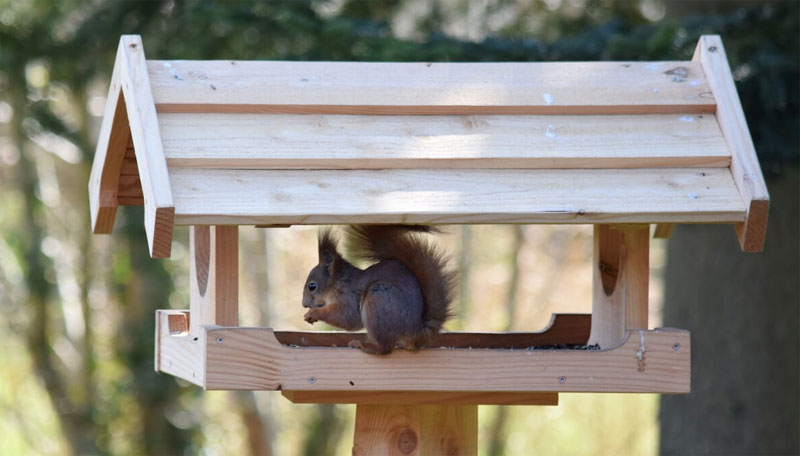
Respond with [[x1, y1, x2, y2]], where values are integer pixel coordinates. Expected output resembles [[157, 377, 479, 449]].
[[190, 225, 238, 335], [587, 224, 649, 349], [353, 404, 477, 456]]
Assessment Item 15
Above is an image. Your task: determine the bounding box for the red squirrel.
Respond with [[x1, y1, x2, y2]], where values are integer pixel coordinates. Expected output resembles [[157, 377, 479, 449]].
[[302, 225, 456, 354]]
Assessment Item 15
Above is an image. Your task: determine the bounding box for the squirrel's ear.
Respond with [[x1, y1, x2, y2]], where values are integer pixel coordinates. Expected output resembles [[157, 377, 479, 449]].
[[318, 228, 340, 273]]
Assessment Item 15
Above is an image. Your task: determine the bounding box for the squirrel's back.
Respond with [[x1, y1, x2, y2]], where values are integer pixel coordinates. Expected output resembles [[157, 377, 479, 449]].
[[345, 225, 456, 337]]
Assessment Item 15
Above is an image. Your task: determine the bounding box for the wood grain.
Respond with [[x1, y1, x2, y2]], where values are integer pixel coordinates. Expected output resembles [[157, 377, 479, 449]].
[[88, 58, 130, 233], [282, 390, 558, 406], [200, 324, 690, 393], [118, 35, 175, 257], [189, 226, 238, 336], [353, 405, 477, 456], [353, 405, 421, 456], [147, 60, 715, 115], [158, 113, 730, 169], [653, 223, 676, 238], [694, 35, 769, 252], [117, 143, 144, 206], [168, 168, 746, 226], [419, 405, 477, 456], [588, 225, 650, 348], [154, 310, 204, 386]]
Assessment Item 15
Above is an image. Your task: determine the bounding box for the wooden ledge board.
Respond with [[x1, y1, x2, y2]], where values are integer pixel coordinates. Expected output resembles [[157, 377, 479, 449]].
[[169, 167, 746, 226], [694, 35, 769, 252], [155, 312, 690, 394], [159, 113, 730, 170], [147, 60, 715, 115], [201, 325, 689, 393]]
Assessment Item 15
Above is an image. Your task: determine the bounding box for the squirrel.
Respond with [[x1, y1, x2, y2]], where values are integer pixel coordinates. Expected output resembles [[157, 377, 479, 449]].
[[301, 225, 456, 355]]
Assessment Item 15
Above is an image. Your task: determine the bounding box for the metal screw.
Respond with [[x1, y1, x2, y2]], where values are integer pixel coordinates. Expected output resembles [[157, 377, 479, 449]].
[[673, 343, 680, 351], [708, 46, 717, 53], [308, 377, 317, 384], [216, 337, 223, 344], [129, 43, 137, 49], [558, 376, 566, 384]]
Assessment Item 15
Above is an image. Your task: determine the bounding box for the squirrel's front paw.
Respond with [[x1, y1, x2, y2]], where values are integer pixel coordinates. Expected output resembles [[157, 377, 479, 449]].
[[303, 310, 318, 324]]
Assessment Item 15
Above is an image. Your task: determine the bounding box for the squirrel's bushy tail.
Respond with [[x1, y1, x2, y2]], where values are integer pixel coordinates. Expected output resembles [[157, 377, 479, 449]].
[[345, 225, 456, 338]]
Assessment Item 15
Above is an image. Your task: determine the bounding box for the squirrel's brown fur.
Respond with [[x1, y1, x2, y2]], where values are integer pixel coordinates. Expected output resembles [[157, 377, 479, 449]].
[[302, 225, 456, 354]]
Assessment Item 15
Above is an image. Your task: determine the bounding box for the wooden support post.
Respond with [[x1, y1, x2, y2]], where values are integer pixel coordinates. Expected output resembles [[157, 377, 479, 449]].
[[588, 224, 649, 349], [190, 225, 238, 335], [353, 404, 477, 456]]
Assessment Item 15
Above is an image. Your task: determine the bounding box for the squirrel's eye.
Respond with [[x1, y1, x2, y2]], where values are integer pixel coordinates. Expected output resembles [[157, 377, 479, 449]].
[[307, 281, 317, 292]]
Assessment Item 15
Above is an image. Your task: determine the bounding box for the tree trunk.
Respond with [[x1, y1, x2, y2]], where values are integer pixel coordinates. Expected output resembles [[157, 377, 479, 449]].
[[659, 168, 799, 455]]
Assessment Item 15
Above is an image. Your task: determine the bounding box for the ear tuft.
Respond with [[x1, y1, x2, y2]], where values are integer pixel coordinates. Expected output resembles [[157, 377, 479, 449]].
[[318, 227, 340, 270]]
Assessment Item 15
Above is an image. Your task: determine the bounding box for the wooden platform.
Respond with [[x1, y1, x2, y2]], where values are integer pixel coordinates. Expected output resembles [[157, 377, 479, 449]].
[[156, 312, 690, 403]]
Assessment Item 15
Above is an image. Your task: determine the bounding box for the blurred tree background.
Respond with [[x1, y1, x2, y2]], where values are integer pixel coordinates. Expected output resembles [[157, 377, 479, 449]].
[[0, 1, 797, 455]]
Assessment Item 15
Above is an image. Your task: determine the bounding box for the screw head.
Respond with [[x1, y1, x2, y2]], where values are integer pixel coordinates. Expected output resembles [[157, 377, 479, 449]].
[[308, 376, 317, 384], [673, 343, 680, 351], [708, 46, 717, 53], [216, 337, 223, 344], [558, 376, 566, 384]]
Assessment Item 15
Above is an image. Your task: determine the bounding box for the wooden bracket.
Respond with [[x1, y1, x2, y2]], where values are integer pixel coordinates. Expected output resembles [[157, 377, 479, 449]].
[[588, 225, 649, 349], [694, 35, 769, 252], [189, 226, 238, 336]]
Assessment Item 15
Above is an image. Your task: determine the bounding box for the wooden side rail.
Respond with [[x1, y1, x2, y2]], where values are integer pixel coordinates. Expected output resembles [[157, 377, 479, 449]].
[[156, 311, 690, 396]]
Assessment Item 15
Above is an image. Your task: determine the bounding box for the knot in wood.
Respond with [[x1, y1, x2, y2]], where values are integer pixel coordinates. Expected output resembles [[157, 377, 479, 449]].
[[194, 226, 210, 297], [396, 428, 418, 454], [598, 261, 619, 296]]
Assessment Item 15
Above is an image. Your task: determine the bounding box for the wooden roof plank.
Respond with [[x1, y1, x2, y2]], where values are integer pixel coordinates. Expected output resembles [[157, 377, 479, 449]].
[[168, 168, 746, 226], [147, 60, 715, 115], [159, 112, 730, 170]]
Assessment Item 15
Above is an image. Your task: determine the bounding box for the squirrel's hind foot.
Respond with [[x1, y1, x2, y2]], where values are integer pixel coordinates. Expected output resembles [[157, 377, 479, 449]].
[[348, 339, 392, 355]]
